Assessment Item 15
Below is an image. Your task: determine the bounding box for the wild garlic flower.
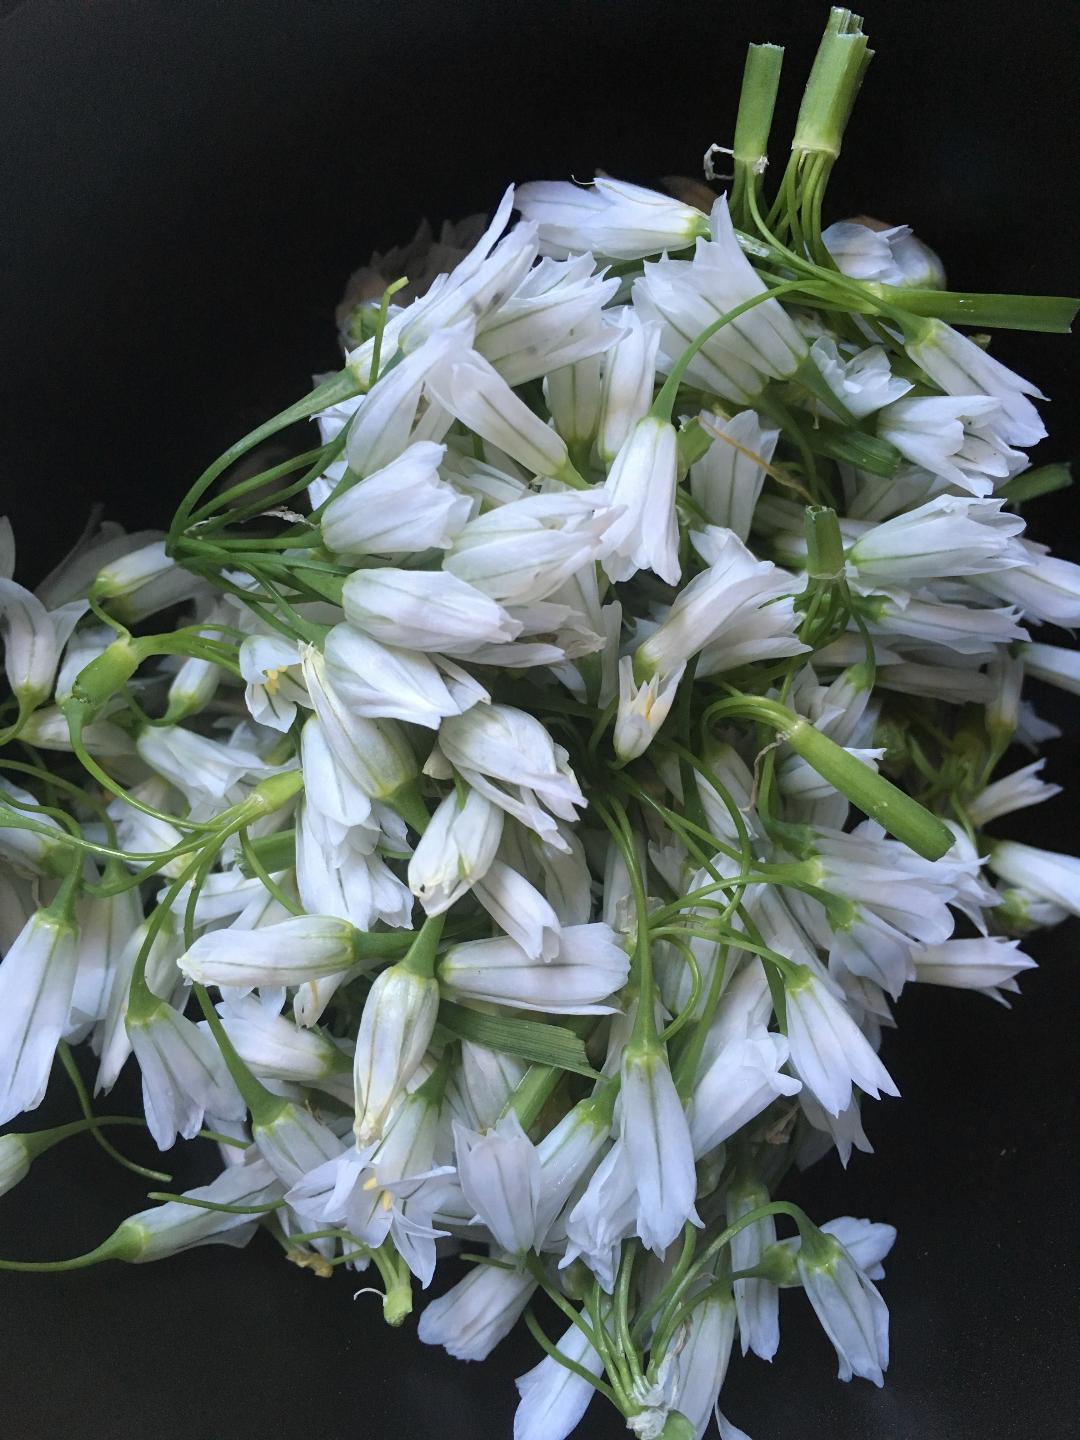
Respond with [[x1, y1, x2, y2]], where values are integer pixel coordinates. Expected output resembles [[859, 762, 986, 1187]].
[[3, 19, 1076, 1431]]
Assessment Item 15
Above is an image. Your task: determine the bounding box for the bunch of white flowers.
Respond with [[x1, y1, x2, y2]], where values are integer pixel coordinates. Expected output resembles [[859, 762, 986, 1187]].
[[1, 11, 1077, 1437]]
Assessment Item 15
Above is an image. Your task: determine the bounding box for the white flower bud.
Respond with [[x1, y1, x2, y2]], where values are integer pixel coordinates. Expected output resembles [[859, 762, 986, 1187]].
[[614, 655, 683, 762], [516, 176, 709, 261], [91, 540, 207, 622], [178, 914, 361, 990], [823, 219, 944, 289], [341, 567, 520, 656], [0, 1132, 32, 1198], [353, 961, 440, 1145], [440, 923, 629, 1014]]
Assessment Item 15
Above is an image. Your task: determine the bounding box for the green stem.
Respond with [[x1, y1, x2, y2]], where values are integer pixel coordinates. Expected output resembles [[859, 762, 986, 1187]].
[[730, 43, 785, 230], [705, 694, 954, 860], [56, 1041, 172, 1184], [168, 370, 359, 552]]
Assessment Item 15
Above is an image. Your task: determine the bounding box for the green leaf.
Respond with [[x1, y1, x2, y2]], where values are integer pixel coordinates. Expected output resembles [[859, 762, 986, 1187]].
[[807, 422, 901, 477], [886, 287, 1079, 334], [999, 462, 1072, 507], [438, 1002, 601, 1080]]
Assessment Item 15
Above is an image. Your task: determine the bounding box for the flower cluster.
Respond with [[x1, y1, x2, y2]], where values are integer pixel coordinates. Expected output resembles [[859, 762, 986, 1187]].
[[0, 11, 1077, 1439]]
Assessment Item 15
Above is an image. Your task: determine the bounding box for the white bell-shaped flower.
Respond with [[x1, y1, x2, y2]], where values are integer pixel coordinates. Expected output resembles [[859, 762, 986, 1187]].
[[601, 414, 681, 586], [324, 623, 479, 729], [822, 219, 945, 288], [516, 175, 710, 261], [417, 1260, 536, 1361], [988, 840, 1080, 917], [439, 923, 629, 1014], [690, 408, 779, 540], [797, 1228, 890, 1386], [513, 1318, 603, 1440], [596, 308, 663, 464], [341, 566, 521, 656], [408, 786, 504, 915], [475, 252, 621, 386], [0, 905, 78, 1126], [127, 999, 245, 1149], [437, 703, 585, 848], [427, 349, 575, 481], [784, 967, 899, 1116], [446, 491, 618, 606], [619, 1042, 699, 1254], [688, 1029, 801, 1157], [322, 441, 471, 556], [912, 936, 1037, 1005], [907, 319, 1045, 448], [633, 196, 806, 404]]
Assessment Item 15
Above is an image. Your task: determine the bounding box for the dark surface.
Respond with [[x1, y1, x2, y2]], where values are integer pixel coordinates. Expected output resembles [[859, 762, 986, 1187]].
[[1, 1, 1078, 1437]]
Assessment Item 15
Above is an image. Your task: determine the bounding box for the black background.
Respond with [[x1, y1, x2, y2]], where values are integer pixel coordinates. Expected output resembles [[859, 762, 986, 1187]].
[[1, 2, 1077, 1437]]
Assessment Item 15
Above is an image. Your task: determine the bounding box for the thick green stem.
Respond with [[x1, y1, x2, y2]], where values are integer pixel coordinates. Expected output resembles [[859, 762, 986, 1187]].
[[730, 43, 785, 229], [708, 695, 953, 860]]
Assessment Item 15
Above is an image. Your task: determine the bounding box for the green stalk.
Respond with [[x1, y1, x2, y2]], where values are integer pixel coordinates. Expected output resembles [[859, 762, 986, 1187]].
[[730, 43, 785, 231], [706, 694, 953, 860]]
